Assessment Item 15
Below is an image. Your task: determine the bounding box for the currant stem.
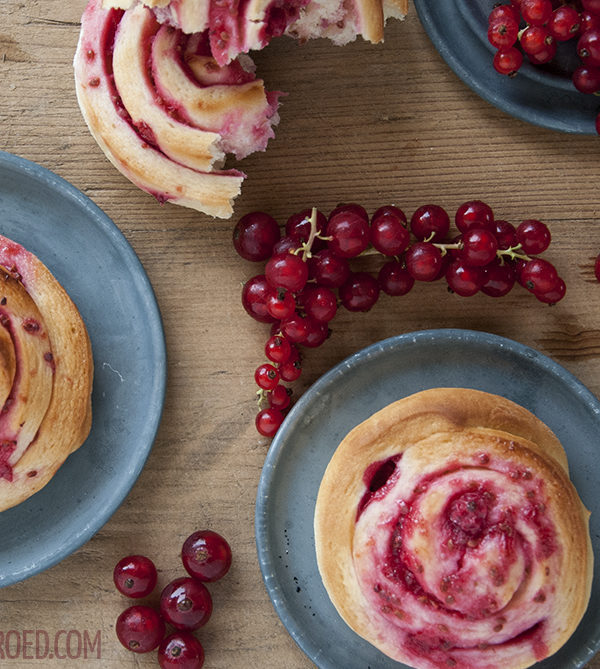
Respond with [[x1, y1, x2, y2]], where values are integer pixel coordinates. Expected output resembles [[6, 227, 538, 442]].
[[256, 388, 269, 408], [496, 244, 531, 263]]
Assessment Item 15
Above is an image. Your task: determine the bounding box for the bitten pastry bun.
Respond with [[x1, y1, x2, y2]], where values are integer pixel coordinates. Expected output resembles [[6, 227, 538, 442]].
[[314, 388, 593, 669], [74, 0, 407, 218], [0, 235, 93, 512]]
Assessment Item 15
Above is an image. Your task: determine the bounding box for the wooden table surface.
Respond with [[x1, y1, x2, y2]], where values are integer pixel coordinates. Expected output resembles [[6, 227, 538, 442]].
[[1, 0, 599, 667]]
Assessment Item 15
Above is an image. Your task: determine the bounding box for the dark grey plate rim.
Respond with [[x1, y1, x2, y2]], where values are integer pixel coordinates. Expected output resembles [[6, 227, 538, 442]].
[[0, 150, 167, 586], [255, 328, 600, 668], [413, 0, 599, 135]]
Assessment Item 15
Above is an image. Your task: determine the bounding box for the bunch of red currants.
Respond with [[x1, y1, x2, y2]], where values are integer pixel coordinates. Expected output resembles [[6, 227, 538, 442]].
[[113, 530, 232, 668], [489, 0, 600, 131], [234, 201, 564, 438]]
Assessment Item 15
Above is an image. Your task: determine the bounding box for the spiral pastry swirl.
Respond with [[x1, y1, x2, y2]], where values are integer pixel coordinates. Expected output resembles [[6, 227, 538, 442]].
[[0, 235, 93, 512], [314, 389, 593, 669]]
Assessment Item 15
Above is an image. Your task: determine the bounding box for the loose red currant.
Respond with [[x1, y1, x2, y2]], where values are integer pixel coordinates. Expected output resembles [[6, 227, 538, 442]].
[[405, 242, 443, 282], [116, 605, 165, 653], [255, 363, 279, 391], [446, 260, 485, 297], [520, 0, 553, 27], [515, 219, 551, 254], [308, 249, 351, 287], [339, 272, 380, 311], [481, 263, 516, 297], [535, 277, 566, 304], [455, 201, 495, 233], [265, 253, 308, 292], [377, 261, 415, 296], [303, 286, 337, 322], [256, 407, 285, 436], [520, 258, 559, 293], [460, 228, 499, 267], [158, 633, 205, 669], [573, 65, 600, 93], [233, 212, 280, 262], [268, 384, 292, 410], [488, 16, 519, 48], [265, 335, 292, 364], [266, 288, 296, 320], [242, 275, 277, 324], [370, 211, 410, 256], [182, 530, 232, 582], [548, 6, 580, 41], [326, 210, 371, 258], [410, 204, 450, 241], [113, 555, 158, 599], [160, 578, 213, 631], [493, 46, 524, 75]]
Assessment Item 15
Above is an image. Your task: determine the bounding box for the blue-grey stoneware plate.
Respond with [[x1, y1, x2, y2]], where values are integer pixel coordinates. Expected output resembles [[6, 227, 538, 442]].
[[0, 151, 166, 586], [255, 329, 600, 669], [413, 0, 599, 134]]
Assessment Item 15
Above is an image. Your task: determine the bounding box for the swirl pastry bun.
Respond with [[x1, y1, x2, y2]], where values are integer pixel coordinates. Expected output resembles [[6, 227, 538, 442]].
[[0, 235, 93, 512], [314, 388, 593, 669], [74, 0, 407, 217]]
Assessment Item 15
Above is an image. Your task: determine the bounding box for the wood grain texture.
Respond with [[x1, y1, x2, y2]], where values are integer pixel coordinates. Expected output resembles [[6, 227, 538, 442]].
[[1, 0, 599, 667]]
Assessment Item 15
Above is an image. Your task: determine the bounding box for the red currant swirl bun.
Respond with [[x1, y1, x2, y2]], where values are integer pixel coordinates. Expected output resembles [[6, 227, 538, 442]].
[[314, 388, 593, 669], [0, 235, 93, 512]]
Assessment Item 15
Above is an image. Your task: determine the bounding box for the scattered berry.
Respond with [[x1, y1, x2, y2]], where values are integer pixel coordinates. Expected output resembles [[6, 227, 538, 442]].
[[158, 633, 205, 669], [160, 578, 213, 631], [113, 555, 158, 599], [182, 530, 232, 582], [116, 605, 165, 653]]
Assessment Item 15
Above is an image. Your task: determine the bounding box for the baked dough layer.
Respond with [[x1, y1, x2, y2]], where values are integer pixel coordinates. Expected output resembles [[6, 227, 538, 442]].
[[314, 388, 593, 669], [0, 235, 93, 512]]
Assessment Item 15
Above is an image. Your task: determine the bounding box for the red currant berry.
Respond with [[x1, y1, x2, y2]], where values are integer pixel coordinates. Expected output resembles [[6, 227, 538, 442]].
[[328, 203, 369, 223], [573, 65, 600, 93], [377, 261, 415, 296], [160, 578, 213, 631], [489, 5, 519, 23], [488, 17, 519, 48], [326, 210, 371, 258], [580, 11, 600, 34], [242, 276, 277, 324], [255, 363, 280, 391], [578, 29, 600, 67], [303, 286, 337, 322], [266, 288, 296, 320], [158, 633, 205, 669], [370, 212, 410, 256], [460, 228, 499, 267], [339, 272, 380, 312], [481, 263, 516, 297], [527, 40, 557, 64], [268, 384, 292, 410], [520, 258, 559, 293], [596, 111, 600, 134], [285, 208, 327, 252], [494, 46, 524, 75], [520, 0, 553, 27], [233, 212, 280, 262], [303, 319, 330, 348], [278, 355, 302, 382], [116, 605, 165, 653], [446, 260, 485, 297], [515, 219, 551, 254], [256, 407, 284, 436], [182, 530, 232, 582], [535, 277, 566, 304], [548, 6, 580, 41], [265, 335, 292, 364], [405, 242, 443, 282], [583, 0, 600, 16], [410, 204, 450, 241], [281, 314, 309, 344], [272, 234, 303, 256], [114, 555, 158, 599], [455, 201, 495, 233], [493, 220, 517, 250], [265, 253, 308, 292], [595, 253, 600, 281], [520, 26, 554, 55], [309, 249, 350, 288], [371, 205, 407, 223]]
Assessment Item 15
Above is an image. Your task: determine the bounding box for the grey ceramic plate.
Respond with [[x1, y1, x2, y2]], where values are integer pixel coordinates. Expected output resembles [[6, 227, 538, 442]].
[[413, 0, 599, 134], [0, 151, 166, 586], [255, 329, 600, 669]]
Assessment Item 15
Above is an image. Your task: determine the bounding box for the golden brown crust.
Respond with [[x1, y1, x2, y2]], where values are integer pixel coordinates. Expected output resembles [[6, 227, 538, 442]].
[[315, 389, 593, 669], [0, 236, 93, 512]]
